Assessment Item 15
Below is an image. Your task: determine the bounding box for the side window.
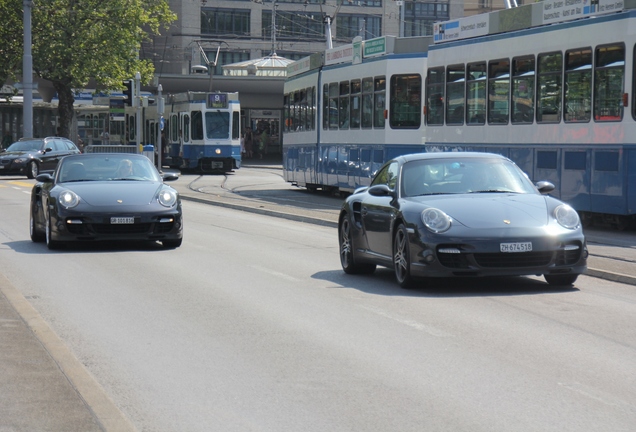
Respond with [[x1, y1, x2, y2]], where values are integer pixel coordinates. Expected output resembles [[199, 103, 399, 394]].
[[594, 44, 624, 122], [488, 59, 510, 124], [564, 48, 592, 123], [537, 51, 563, 123], [446, 65, 465, 125], [426, 67, 444, 125], [467, 62, 487, 124], [374, 76, 386, 128], [371, 161, 399, 189], [511, 56, 535, 124]]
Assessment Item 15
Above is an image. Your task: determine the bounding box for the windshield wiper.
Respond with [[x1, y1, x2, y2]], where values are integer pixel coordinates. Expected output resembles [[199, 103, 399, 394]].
[[468, 189, 518, 194]]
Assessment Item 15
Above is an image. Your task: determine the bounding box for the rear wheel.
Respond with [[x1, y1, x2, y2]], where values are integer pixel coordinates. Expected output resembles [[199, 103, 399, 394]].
[[339, 215, 376, 275], [27, 161, 39, 179], [544, 274, 578, 286], [394, 224, 415, 289]]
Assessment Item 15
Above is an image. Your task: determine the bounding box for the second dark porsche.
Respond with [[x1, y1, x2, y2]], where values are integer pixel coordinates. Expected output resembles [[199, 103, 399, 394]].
[[338, 152, 587, 288]]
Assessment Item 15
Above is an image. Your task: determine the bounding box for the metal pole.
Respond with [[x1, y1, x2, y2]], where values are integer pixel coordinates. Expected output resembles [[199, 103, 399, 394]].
[[157, 84, 164, 169], [135, 72, 141, 151], [22, 0, 33, 138]]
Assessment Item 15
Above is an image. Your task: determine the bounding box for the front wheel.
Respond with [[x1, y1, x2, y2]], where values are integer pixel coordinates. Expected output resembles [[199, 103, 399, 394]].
[[45, 209, 62, 250], [339, 215, 376, 275], [544, 274, 578, 286], [27, 161, 39, 179], [29, 202, 45, 242], [393, 224, 415, 289]]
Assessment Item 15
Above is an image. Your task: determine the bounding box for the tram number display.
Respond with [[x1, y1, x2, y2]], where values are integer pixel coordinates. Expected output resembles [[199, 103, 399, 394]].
[[208, 93, 228, 109]]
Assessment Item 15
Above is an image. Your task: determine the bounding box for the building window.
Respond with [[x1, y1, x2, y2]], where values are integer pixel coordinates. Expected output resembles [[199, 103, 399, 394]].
[[201, 9, 250, 36], [336, 14, 382, 41]]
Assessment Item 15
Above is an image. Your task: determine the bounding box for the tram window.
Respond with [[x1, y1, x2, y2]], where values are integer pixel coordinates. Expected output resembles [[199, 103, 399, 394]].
[[361, 148, 371, 162], [512, 56, 535, 124], [329, 83, 339, 130], [373, 76, 386, 129], [488, 59, 510, 125], [183, 115, 190, 142], [233, 111, 240, 139], [373, 148, 383, 163], [564, 48, 592, 123], [283, 93, 290, 133], [537, 150, 557, 170], [389, 74, 421, 129], [361, 78, 374, 128], [192, 111, 203, 140], [323, 84, 329, 130], [339, 81, 350, 129], [426, 67, 444, 126], [308, 86, 316, 131], [350, 79, 361, 129], [170, 114, 178, 141], [446, 65, 465, 125], [595, 151, 619, 171], [467, 62, 487, 125], [293, 90, 301, 131], [537, 52, 563, 123], [205, 111, 230, 139], [564, 152, 586, 170], [594, 44, 625, 122]]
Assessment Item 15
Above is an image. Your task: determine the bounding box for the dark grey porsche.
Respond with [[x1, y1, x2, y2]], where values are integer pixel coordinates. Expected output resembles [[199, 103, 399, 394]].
[[30, 153, 183, 249], [338, 152, 587, 288]]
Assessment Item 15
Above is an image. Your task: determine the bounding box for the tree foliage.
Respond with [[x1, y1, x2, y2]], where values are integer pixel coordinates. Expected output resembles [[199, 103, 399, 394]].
[[20, 0, 175, 137], [0, 0, 24, 91]]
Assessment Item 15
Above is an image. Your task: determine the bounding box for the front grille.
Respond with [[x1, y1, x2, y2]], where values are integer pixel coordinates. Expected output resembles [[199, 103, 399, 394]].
[[92, 223, 152, 235], [437, 252, 471, 269], [474, 251, 552, 268]]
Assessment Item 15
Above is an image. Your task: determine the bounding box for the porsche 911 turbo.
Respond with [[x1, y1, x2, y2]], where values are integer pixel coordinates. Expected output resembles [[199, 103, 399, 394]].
[[30, 153, 183, 249], [338, 152, 587, 288]]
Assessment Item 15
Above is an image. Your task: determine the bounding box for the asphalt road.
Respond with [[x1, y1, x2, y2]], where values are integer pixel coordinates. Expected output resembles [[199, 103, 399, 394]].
[[1, 168, 636, 431]]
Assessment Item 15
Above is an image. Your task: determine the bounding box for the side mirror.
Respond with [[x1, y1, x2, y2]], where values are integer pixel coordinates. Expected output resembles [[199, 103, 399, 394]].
[[536, 180, 555, 194], [44, 147, 53, 153], [162, 172, 179, 182], [36, 173, 54, 183], [367, 184, 394, 197]]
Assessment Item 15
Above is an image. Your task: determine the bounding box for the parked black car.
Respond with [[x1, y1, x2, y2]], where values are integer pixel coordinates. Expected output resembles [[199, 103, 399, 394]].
[[0, 137, 81, 179]]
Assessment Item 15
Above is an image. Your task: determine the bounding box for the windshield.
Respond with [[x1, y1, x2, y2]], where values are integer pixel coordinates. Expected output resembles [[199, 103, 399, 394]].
[[6, 140, 44, 152], [205, 112, 230, 139], [57, 154, 162, 183], [401, 157, 538, 197]]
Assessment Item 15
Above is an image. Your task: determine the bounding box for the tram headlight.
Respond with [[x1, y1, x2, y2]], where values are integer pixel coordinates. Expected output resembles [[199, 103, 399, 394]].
[[215, 148, 221, 155], [58, 189, 80, 209], [157, 187, 178, 207], [554, 204, 580, 229]]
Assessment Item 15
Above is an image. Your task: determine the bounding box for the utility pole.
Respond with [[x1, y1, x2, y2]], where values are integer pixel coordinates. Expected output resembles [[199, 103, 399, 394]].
[[22, 0, 33, 138], [135, 72, 142, 150], [157, 84, 164, 169]]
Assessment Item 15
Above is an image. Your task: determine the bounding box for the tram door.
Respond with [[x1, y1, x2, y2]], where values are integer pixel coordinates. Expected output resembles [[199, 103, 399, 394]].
[[180, 112, 190, 159]]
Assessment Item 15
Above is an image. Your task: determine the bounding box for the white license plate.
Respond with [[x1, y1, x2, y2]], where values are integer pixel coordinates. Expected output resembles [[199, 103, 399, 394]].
[[500, 242, 532, 253], [211, 161, 224, 169], [111, 217, 135, 224]]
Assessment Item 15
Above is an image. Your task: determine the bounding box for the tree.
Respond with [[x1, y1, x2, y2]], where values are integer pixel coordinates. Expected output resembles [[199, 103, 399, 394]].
[[31, 0, 175, 137], [0, 0, 24, 93]]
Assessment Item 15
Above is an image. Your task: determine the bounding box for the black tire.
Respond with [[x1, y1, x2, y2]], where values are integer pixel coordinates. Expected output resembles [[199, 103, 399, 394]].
[[162, 238, 183, 249], [544, 274, 578, 286], [27, 161, 39, 179], [29, 201, 45, 242], [339, 214, 376, 275], [393, 224, 415, 289], [45, 209, 62, 250]]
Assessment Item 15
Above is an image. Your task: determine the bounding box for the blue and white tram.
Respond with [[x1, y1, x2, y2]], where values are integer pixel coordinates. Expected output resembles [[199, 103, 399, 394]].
[[283, 37, 430, 193], [425, 1, 636, 227], [163, 91, 242, 172]]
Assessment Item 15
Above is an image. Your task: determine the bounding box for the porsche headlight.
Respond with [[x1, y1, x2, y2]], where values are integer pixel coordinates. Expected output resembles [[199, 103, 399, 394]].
[[421, 208, 451, 233], [158, 188, 177, 207], [58, 190, 80, 208], [554, 204, 580, 229]]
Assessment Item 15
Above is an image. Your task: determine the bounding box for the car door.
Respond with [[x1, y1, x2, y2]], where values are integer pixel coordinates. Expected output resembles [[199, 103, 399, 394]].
[[361, 161, 399, 259]]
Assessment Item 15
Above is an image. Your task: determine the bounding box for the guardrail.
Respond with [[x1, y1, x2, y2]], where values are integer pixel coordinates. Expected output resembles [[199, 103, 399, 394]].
[[85, 144, 141, 154]]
